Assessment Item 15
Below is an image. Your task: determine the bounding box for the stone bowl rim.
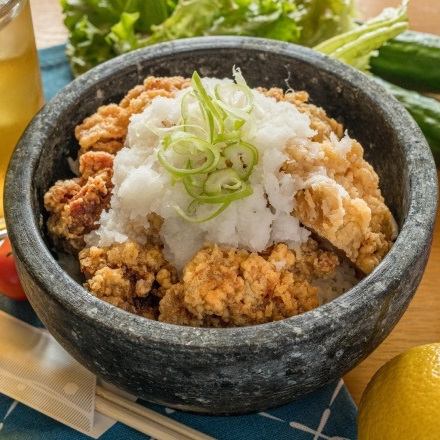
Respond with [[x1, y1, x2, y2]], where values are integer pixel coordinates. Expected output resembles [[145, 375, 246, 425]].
[[5, 36, 438, 349]]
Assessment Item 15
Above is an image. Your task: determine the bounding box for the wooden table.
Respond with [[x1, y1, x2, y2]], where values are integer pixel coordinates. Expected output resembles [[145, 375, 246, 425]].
[[30, 0, 440, 404]]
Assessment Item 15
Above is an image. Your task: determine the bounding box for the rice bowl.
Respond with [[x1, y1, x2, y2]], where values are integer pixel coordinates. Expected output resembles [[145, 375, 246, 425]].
[[5, 38, 436, 413]]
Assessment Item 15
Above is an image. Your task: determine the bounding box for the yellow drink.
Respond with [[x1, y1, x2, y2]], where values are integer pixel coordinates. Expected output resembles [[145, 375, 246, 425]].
[[0, 0, 43, 226]]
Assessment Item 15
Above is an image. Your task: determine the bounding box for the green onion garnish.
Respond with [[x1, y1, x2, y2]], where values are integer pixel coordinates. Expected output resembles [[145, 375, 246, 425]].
[[156, 68, 258, 222]]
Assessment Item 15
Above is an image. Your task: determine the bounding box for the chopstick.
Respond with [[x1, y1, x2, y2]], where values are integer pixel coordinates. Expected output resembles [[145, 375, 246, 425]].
[[95, 395, 184, 440], [96, 385, 214, 440]]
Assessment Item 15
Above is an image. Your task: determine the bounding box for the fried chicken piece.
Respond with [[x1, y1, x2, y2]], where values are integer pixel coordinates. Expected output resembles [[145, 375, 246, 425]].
[[75, 104, 129, 155], [86, 267, 135, 312], [262, 88, 397, 274], [44, 151, 114, 252], [75, 76, 190, 155], [119, 76, 190, 114], [79, 241, 167, 314], [159, 241, 338, 327], [284, 139, 397, 273], [293, 239, 340, 279]]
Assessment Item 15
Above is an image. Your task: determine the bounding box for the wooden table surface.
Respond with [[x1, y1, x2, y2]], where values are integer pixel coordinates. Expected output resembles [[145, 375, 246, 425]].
[[30, 0, 440, 404]]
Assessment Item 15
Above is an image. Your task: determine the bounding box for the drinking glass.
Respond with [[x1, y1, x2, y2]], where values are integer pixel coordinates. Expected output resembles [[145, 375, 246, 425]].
[[0, 0, 44, 229]]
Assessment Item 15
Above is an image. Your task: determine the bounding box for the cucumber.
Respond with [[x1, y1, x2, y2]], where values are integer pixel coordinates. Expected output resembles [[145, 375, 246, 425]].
[[371, 31, 440, 92], [374, 77, 440, 164]]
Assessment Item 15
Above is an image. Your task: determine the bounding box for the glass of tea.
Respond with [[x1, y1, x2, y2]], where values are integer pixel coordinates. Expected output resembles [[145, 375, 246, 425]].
[[0, 0, 44, 229]]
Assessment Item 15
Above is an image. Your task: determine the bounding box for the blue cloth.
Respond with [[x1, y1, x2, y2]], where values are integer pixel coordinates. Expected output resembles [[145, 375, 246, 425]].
[[0, 45, 358, 439]]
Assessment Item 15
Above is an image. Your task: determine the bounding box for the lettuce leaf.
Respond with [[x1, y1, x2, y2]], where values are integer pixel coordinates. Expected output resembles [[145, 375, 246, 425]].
[[61, 0, 354, 76], [294, 0, 356, 46], [146, 0, 301, 45], [146, 0, 224, 45], [147, 0, 354, 47], [61, 0, 175, 75]]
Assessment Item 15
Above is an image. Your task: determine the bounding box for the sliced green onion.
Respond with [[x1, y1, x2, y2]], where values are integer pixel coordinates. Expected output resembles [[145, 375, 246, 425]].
[[155, 69, 259, 223], [232, 66, 248, 87], [198, 183, 252, 204], [215, 84, 253, 113], [158, 139, 219, 175], [191, 71, 225, 134], [216, 156, 228, 170], [180, 91, 214, 141], [204, 169, 242, 194], [187, 173, 207, 189], [214, 130, 241, 144], [169, 132, 207, 156], [224, 141, 258, 179], [183, 177, 252, 204]]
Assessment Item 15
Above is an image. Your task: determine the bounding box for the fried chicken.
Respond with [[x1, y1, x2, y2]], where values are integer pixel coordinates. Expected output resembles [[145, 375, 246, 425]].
[[44, 77, 395, 328], [46, 77, 189, 251], [79, 241, 168, 318], [44, 151, 114, 252], [77, 239, 338, 327], [262, 88, 397, 274], [75, 76, 190, 155], [285, 138, 397, 273], [74, 104, 129, 156], [159, 241, 339, 327]]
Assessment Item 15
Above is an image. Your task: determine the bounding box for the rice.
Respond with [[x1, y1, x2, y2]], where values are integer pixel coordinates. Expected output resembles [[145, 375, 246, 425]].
[[84, 77, 345, 269], [315, 259, 359, 305]]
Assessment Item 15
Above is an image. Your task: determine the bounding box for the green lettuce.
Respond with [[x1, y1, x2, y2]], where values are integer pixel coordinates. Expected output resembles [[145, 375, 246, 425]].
[[61, 0, 355, 76], [147, 0, 355, 46], [295, 0, 356, 46], [148, 0, 301, 43], [61, 0, 176, 75]]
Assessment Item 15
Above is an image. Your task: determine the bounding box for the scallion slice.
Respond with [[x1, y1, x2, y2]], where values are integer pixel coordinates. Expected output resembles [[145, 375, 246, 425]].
[[204, 169, 243, 194], [224, 141, 258, 179], [157, 69, 258, 223]]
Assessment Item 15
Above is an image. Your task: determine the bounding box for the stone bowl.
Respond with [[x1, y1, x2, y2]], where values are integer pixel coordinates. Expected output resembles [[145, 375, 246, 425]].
[[5, 37, 438, 414]]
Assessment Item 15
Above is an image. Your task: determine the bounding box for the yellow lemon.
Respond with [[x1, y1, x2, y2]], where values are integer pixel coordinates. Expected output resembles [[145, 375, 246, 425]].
[[358, 343, 440, 440]]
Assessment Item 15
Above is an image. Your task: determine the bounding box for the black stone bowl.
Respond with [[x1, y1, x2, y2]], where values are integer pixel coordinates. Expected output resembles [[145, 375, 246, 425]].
[[5, 37, 438, 414]]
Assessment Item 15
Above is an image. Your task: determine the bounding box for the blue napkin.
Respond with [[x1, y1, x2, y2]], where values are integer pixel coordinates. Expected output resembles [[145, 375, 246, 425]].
[[0, 45, 357, 439]]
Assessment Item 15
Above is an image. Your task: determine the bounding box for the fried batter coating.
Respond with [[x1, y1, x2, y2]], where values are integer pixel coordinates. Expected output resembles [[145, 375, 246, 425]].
[[285, 140, 396, 273], [74, 104, 129, 155], [159, 241, 338, 327], [45, 77, 396, 327], [79, 241, 167, 315], [119, 76, 190, 114], [75, 76, 189, 155], [77, 240, 337, 326], [45, 77, 189, 251], [264, 88, 397, 274], [44, 151, 114, 252]]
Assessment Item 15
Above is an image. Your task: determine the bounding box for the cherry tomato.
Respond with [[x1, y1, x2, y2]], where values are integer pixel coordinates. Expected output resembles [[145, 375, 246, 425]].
[[0, 237, 26, 301]]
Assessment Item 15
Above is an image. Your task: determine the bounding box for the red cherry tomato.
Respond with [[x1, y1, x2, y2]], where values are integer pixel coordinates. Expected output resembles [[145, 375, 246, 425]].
[[0, 238, 26, 301]]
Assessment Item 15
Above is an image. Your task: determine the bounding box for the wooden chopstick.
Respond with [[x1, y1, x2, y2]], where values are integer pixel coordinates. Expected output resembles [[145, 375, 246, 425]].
[[95, 395, 185, 440], [96, 385, 214, 440]]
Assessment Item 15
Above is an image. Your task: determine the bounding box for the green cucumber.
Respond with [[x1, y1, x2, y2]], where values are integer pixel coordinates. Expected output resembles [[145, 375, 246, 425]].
[[371, 31, 440, 92], [374, 77, 440, 164]]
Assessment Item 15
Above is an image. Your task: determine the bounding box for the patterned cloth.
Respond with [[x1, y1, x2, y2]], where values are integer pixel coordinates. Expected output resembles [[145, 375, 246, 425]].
[[0, 45, 358, 439]]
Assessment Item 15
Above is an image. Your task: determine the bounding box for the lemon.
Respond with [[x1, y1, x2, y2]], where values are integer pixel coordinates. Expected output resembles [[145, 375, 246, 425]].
[[358, 343, 440, 440]]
